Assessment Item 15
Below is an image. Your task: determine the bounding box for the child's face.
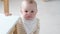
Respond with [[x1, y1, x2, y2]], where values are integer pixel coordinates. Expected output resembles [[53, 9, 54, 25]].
[[21, 3, 37, 20]]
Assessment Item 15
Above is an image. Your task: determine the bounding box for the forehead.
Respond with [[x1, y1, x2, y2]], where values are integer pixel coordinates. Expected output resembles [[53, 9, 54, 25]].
[[21, 1, 37, 11]]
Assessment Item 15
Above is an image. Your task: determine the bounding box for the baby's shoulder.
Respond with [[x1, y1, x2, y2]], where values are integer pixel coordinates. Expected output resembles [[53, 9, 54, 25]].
[[18, 17, 22, 21], [16, 17, 22, 24], [36, 18, 40, 21], [36, 18, 40, 25]]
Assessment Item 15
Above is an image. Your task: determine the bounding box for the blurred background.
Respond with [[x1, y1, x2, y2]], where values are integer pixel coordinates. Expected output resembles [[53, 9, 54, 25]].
[[0, 0, 60, 34]]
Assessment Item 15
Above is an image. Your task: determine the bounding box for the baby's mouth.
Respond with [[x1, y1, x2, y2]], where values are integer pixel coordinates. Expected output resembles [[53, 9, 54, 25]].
[[26, 16, 33, 19], [27, 16, 31, 18]]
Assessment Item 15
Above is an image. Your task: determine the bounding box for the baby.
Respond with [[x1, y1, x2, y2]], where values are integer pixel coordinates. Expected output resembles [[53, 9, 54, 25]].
[[9, 0, 40, 34]]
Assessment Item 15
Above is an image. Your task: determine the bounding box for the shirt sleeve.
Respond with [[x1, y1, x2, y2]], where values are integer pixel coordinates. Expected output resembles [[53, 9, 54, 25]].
[[33, 18, 40, 34], [8, 18, 21, 34], [8, 25, 15, 34]]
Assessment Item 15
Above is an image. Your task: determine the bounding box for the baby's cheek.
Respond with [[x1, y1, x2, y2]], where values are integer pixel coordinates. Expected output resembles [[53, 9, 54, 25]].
[[31, 14, 35, 18], [24, 14, 27, 17], [23, 13, 27, 16]]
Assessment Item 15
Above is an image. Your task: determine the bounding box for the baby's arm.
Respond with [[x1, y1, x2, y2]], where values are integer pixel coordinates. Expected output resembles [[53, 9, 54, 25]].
[[8, 23, 18, 34], [8, 18, 20, 34], [8, 18, 21, 34]]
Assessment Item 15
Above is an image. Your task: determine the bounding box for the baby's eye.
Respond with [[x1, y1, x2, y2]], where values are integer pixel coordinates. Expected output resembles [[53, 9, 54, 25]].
[[31, 10, 34, 13], [25, 10, 28, 13]]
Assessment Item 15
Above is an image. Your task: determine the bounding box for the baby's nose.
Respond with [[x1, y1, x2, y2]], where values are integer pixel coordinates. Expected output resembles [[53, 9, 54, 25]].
[[27, 12, 31, 15]]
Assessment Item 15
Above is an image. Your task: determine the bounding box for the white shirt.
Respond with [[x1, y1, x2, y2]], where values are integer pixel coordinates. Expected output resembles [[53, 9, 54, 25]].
[[21, 16, 37, 34]]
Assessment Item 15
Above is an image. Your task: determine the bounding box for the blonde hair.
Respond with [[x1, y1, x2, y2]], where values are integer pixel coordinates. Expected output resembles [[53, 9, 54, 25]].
[[21, 0, 37, 7], [23, 0, 35, 3]]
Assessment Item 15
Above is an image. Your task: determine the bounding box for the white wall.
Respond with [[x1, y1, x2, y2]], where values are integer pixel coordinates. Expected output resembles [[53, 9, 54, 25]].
[[37, 1, 60, 34]]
